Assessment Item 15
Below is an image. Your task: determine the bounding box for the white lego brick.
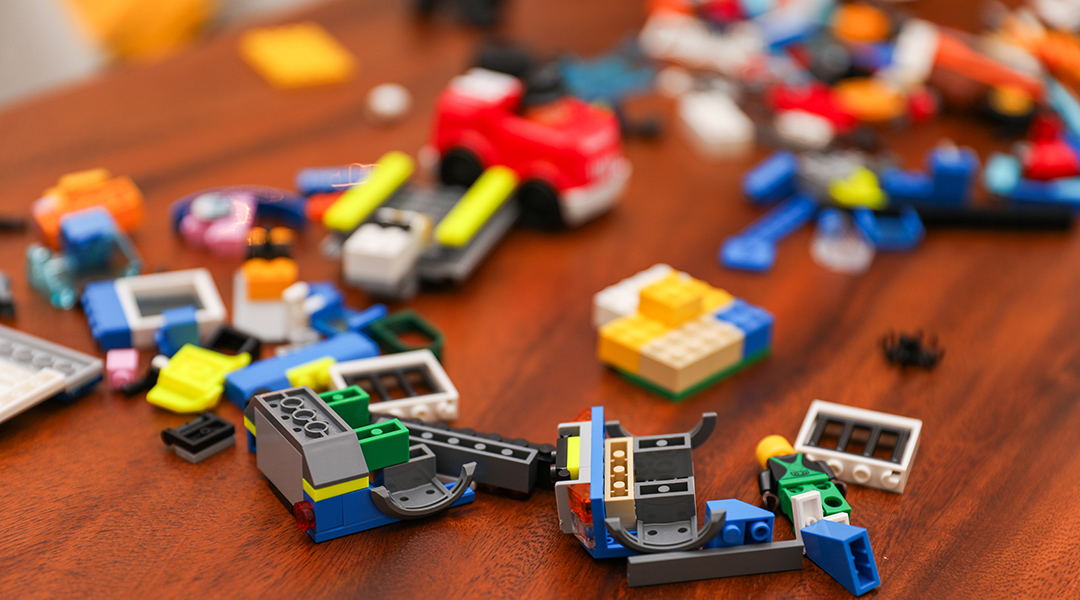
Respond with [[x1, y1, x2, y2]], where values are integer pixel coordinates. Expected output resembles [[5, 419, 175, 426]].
[[774, 109, 835, 150], [824, 512, 850, 526], [880, 19, 940, 89], [343, 223, 424, 289], [678, 91, 754, 159], [113, 268, 226, 349], [231, 271, 308, 343], [1036, 0, 1080, 31], [328, 350, 458, 422], [639, 13, 763, 76], [449, 68, 523, 104], [791, 490, 824, 545], [794, 400, 923, 493], [0, 361, 66, 425], [593, 263, 674, 328]]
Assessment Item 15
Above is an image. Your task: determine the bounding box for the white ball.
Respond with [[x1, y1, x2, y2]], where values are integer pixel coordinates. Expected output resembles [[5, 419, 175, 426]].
[[366, 83, 411, 123]]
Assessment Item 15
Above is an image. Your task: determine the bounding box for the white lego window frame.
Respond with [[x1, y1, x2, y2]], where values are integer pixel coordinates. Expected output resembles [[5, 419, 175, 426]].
[[113, 268, 226, 349], [794, 400, 923, 494], [329, 349, 458, 423]]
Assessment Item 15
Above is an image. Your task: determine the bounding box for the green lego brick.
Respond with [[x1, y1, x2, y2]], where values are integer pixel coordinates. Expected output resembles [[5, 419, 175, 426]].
[[353, 418, 410, 470], [320, 385, 370, 429], [773, 453, 851, 520], [367, 310, 444, 360], [614, 348, 770, 402]]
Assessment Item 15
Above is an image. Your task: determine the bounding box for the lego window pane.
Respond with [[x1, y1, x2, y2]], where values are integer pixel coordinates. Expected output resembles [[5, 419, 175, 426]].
[[134, 289, 204, 317], [872, 430, 899, 462], [817, 419, 845, 450], [846, 425, 872, 456]]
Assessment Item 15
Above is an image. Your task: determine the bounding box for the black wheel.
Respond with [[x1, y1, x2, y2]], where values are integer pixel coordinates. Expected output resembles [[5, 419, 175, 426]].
[[439, 148, 484, 187], [516, 179, 565, 230]]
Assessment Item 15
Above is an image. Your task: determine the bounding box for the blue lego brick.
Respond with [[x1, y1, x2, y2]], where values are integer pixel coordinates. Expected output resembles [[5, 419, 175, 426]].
[[882, 146, 978, 207], [704, 499, 774, 548], [852, 206, 924, 251], [60, 207, 118, 263], [295, 165, 370, 195], [720, 194, 817, 272], [81, 280, 131, 351], [802, 520, 881, 596], [304, 482, 475, 543], [153, 305, 199, 357], [743, 151, 798, 206], [559, 46, 656, 104], [307, 282, 387, 337], [223, 332, 379, 407], [714, 299, 773, 359]]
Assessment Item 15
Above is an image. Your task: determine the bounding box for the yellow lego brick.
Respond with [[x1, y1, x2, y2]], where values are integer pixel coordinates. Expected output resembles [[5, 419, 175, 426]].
[[639, 316, 744, 394], [303, 476, 370, 502], [147, 345, 251, 413], [239, 22, 357, 89], [435, 166, 519, 247], [565, 436, 581, 479], [244, 416, 256, 436], [286, 356, 336, 392], [598, 314, 669, 374], [604, 437, 636, 528], [829, 167, 887, 209], [324, 151, 414, 233], [639, 274, 704, 327], [683, 277, 734, 313]]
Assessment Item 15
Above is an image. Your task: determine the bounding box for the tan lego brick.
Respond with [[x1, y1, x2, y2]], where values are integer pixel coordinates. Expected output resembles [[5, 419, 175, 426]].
[[604, 437, 636, 528], [638, 316, 745, 394]]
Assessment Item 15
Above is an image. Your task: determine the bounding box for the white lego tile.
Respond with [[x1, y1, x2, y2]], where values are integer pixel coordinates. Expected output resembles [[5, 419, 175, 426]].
[[593, 263, 674, 328], [678, 91, 755, 158], [343, 222, 424, 289], [791, 490, 824, 545], [0, 361, 67, 425]]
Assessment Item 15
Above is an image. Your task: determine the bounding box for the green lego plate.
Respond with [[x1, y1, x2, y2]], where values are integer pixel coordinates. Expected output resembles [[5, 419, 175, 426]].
[[614, 348, 770, 402]]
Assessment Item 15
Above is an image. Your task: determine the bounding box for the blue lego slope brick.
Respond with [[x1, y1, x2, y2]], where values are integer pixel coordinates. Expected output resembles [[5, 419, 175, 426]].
[[714, 299, 773, 359], [304, 482, 475, 543], [704, 499, 774, 549], [60, 207, 117, 250], [81, 280, 131, 351], [224, 332, 379, 407], [802, 519, 882, 596]]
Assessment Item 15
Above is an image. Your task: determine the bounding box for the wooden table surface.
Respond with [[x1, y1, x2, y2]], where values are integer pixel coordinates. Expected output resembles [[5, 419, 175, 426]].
[[1, 0, 1076, 598]]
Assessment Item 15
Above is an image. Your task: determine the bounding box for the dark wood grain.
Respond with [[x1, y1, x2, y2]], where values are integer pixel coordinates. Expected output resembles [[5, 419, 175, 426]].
[[0, 0, 1076, 598]]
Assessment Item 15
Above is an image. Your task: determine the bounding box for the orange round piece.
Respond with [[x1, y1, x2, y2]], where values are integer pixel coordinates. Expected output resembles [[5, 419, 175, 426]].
[[989, 85, 1034, 118], [833, 77, 906, 122], [832, 3, 892, 43]]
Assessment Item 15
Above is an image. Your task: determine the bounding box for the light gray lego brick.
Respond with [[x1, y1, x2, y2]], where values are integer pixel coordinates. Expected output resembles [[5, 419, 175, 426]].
[[417, 201, 519, 283], [174, 436, 236, 464], [0, 324, 103, 393], [635, 477, 697, 525], [395, 420, 538, 493], [254, 408, 305, 506], [626, 540, 805, 587], [250, 387, 368, 491], [633, 433, 694, 481], [636, 519, 698, 547], [382, 444, 439, 493]]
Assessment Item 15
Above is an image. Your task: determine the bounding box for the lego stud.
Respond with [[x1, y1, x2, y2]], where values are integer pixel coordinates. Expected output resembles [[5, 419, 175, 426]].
[[852, 464, 872, 484], [881, 471, 900, 489], [722, 524, 742, 545], [292, 408, 316, 425], [826, 458, 845, 477], [756, 435, 796, 469], [280, 396, 305, 413], [304, 421, 330, 438]]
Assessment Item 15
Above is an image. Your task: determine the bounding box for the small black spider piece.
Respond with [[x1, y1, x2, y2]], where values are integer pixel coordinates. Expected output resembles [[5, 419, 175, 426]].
[[881, 330, 944, 370]]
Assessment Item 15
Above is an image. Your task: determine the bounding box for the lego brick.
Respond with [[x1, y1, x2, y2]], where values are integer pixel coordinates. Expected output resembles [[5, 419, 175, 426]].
[[633, 433, 693, 482], [597, 313, 668, 375], [225, 332, 378, 407], [615, 346, 769, 401], [147, 345, 251, 414], [371, 444, 475, 519], [81, 280, 132, 350], [0, 324, 102, 396], [245, 386, 369, 507], [328, 350, 457, 422], [794, 399, 923, 493], [852, 206, 925, 251], [638, 274, 704, 328], [161, 412, 236, 464], [634, 477, 696, 525], [239, 22, 357, 89], [714, 298, 773, 359], [829, 168, 886, 210], [434, 166, 518, 247], [295, 164, 371, 195], [801, 520, 881, 596], [32, 169, 145, 249], [591, 264, 680, 327], [638, 316, 744, 394], [319, 386, 370, 429], [720, 194, 817, 272], [625, 540, 804, 587], [678, 90, 754, 158], [153, 305, 199, 357], [232, 270, 310, 344], [791, 489, 824, 544], [744, 151, 798, 205], [366, 310, 444, 359], [354, 418, 410, 471], [603, 437, 636, 528], [704, 499, 774, 548], [343, 222, 427, 295], [106, 348, 139, 391], [205, 324, 262, 359], [0, 361, 66, 426], [242, 258, 299, 301], [325, 151, 413, 233], [286, 357, 336, 392]]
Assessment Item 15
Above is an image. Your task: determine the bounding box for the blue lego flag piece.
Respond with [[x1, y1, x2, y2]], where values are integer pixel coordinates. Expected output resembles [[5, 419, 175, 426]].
[[704, 499, 774, 548], [801, 519, 882, 596]]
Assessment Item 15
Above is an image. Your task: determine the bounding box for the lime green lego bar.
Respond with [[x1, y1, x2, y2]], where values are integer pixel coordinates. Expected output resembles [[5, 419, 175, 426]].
[[323, 151, 414, 233], [434, 166, 519, 247]]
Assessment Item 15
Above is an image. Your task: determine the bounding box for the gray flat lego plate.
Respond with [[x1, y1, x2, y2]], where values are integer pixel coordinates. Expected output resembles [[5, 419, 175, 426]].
[[626, 540, 805, 587], [0, 325, 103, 426]]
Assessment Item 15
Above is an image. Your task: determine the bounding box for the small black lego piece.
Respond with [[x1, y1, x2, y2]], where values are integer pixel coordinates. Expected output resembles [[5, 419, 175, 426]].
[[0, 272, 15, 320], [161, 412, 236, 463], [881, 330, 943, 369]]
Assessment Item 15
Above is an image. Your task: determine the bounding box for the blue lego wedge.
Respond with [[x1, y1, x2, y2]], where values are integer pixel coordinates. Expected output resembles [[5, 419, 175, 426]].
[[704, 499, 774, 549], [852, 206, 924, 251], [154, 305, 199, 357], [81, 280, 132, 350], [223, 332, 378, 407], [801, 519, 882, 596], [743, 151, 798, 206], [720, 194, 817, 272], [714, 299, 774, 359]]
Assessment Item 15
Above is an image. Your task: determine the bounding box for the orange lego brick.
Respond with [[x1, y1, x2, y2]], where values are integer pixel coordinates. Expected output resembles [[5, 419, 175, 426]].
[[598, 314, 668, 374], [934, 32, 1044, 101], [831, 3, 891, 44], [239, 22, 357, 89], [32, 169, 145, 249], [833, 78, 906, 123], [639, 274, 703, 328], [242, 257, 299, 301]]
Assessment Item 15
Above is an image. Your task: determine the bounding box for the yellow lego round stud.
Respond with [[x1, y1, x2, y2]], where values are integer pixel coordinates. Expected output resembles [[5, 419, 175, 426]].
[[756, 434, 795, 469]]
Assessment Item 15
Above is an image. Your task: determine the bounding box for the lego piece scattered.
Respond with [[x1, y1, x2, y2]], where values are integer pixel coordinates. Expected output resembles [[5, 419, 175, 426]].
[[0, 272, 14, 320], [852, 206, 925, 251], [120, 355, 167, 398], [370, 445, 476, 519], [147, 345, 251, 413], [744, 151, 799, 206], [678, 90, 754, 158], [773, 109, 835, 150], [239, 22, 357, 89], [329, 349, 457, 422], [32, 168, 145, 249], [756, 434, 851, 521], [810, 209, 875, 275], [170, 185, 307, 232], [881, 330, 943, 370], [721, 194, 817, 272], [802, 520, 882, 596], [0, 325, 103, 425], [366, 83, 412, 124], [795, 399, 923, 493], [295, 165, 371, 196], [625, 540, 804, 587], [106, 348, 139, 391], [153, 305, 199, 357], [205, 324, 262, 359], [161, 412, 236, 464], [704, 499, 775, 548], [232, 261, 309, 344]]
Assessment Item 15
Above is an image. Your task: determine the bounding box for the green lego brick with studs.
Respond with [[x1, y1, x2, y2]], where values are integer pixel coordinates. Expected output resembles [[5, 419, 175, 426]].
[[367, 310, 444, 360], [353, 418, 410, 471], [320, 385, 370, 429], [770, 453, 851, 520]]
